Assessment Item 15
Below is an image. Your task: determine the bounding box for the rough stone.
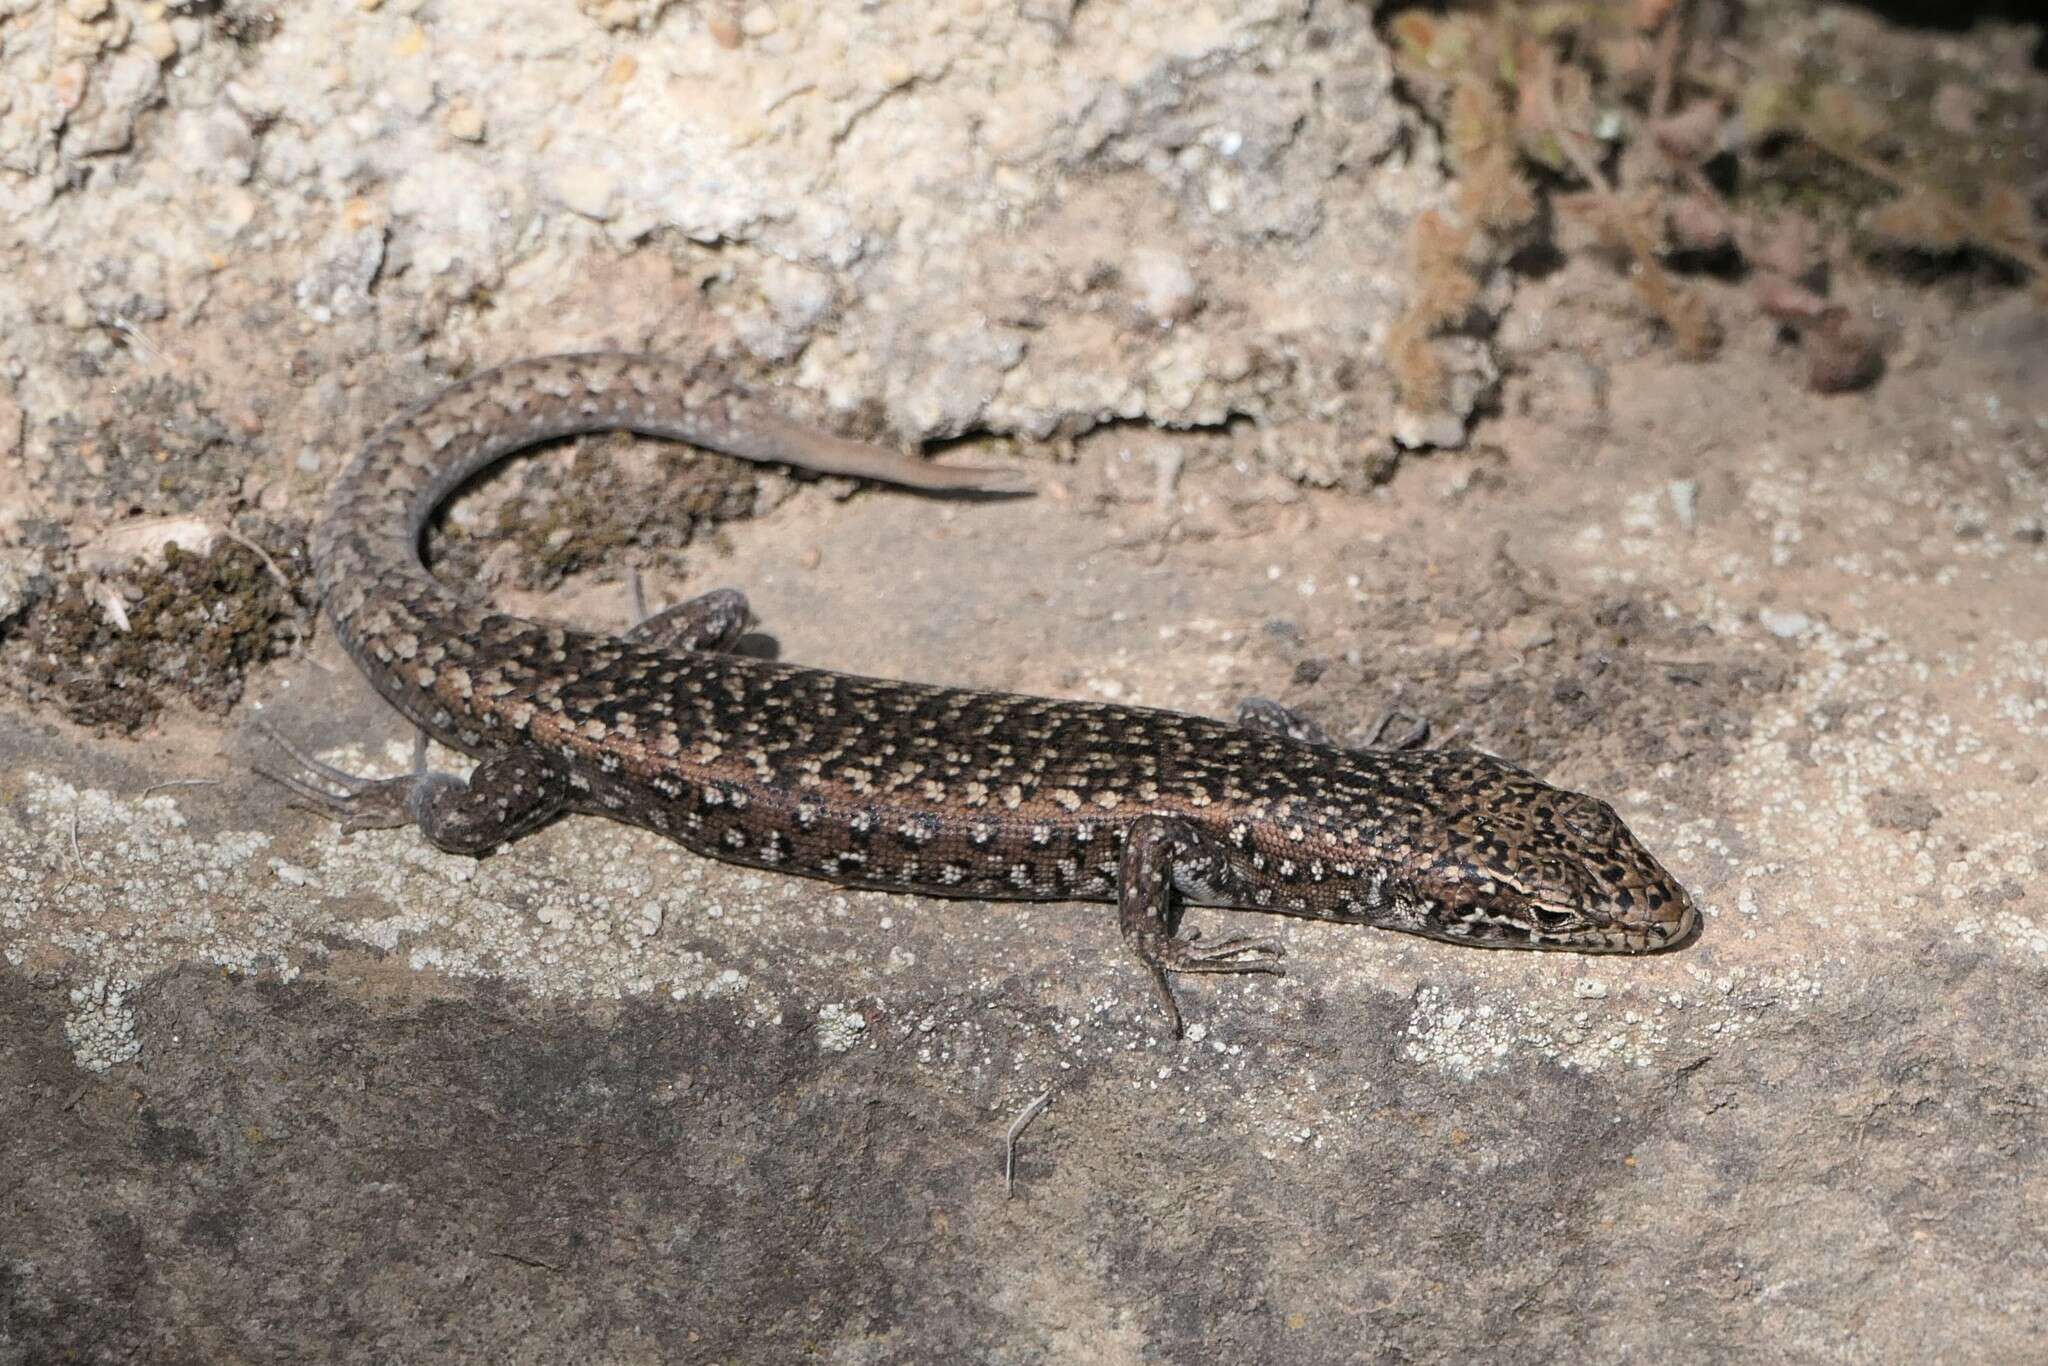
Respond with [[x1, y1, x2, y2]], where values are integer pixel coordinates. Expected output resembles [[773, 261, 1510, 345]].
[[1, 2, 2045, 1362]]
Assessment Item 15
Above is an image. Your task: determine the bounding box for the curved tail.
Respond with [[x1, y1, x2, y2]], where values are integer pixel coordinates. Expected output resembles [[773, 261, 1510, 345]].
[[311, 352, 1029, 725]]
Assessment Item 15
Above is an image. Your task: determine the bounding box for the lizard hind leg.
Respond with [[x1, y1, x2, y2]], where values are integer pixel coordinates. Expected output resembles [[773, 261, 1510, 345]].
[[1235, 696, 1431, 751], [1117, 814, 1287, 1037], [256, 723, 570, 856], [1233, 696, 1332, 746], [623, 573, 751, 653]]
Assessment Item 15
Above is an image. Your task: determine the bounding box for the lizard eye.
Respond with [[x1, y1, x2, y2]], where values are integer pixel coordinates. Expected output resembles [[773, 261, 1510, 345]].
[[1531, 907, 1580, 933]]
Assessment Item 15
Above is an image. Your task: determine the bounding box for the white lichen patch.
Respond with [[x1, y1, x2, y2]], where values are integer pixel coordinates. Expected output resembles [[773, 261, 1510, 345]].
[[64, 974, 143, 1073], [1704, 626, 2047, 958], [1403, 983, 1671, 1080], [815, 1002, 868, 1053], [0, 769, 785, 1072]]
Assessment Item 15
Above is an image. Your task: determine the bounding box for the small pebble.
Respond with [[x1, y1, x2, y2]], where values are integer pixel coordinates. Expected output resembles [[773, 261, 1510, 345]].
[[138, 20, 180, 61], [1759, 609, 1811, 639], [1500, 614, 1555, 652], [1667, 478, 1699, 531], [444, 100, 486, 143], [552, 164, 619, 221], [1127, 248, 1197, 324]]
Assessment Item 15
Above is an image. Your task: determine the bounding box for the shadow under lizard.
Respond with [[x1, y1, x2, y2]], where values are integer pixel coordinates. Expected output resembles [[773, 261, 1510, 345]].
[[275, 353, 1699, 1035]]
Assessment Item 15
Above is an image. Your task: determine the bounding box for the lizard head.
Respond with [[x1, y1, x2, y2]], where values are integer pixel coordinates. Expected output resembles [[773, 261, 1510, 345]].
[[1401, 760, 1699, 953]]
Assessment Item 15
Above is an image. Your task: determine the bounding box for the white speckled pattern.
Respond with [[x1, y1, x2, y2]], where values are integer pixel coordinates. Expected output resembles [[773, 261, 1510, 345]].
[[299, 353, 1698, 1033]]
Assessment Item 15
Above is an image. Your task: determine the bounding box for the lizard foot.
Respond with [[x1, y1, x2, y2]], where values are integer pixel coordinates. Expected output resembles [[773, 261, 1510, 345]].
[[252, 722, 443, 834]]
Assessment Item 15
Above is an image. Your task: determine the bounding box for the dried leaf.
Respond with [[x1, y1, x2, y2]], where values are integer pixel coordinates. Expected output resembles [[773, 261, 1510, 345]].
[[1513, 42, 1568, 171], [1868, 191, 1969, 251], [1668, 194, 1732, 254], [1407, 211, 1480, 328], [1387, 314, 1446, 412], [1626, 258, 1721, 361], [1388, 11, 1478, 78], [1558, 188, 1664, 258], [1978, 184, 2038, 255], [1652, 99, 1723, 167], [1663, 284, 1724, 361], [1755, 277, 1831, 325], [1457, 146, 1538, 233], [1386, 12, 1441, 65], [1448, 78, 1509, 170]]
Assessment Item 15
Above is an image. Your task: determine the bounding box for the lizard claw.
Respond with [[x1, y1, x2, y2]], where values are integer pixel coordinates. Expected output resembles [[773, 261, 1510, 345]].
[[1158, 930, 1287, 974], [253, 722, 424, 833]]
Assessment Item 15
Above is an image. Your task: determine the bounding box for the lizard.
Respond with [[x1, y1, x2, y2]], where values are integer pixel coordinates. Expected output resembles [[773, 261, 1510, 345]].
[[269, 352, 1699, 1035]]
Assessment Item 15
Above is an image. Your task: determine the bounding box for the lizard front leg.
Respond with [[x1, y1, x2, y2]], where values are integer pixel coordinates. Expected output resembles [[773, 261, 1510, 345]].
[[259, 725, 571, 856], [1118, 814, 1287, 1037], [1233, 696, 1332, 745]]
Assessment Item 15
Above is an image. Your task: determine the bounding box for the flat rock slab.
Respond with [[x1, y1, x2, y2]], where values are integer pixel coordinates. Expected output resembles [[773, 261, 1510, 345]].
[[3, 2, 2046, 1362]]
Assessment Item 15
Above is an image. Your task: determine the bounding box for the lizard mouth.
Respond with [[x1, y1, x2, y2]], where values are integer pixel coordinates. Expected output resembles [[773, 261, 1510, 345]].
[[1515, 876, 1701, 952], [1583, 889, 1700, 952]]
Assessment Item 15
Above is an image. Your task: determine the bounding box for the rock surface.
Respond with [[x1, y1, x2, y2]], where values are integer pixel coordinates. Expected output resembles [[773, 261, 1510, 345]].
[[3, 2, 2046, 1362]]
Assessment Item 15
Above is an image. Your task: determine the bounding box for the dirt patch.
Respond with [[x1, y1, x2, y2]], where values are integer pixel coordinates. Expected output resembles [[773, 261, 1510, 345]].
[[1228, 541, 1793, 797]]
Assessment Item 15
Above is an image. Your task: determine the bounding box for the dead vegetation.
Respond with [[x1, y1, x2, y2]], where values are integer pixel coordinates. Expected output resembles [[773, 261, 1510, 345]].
[[1381, 0, 2045, 408], [4, 527, 307, 734]]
